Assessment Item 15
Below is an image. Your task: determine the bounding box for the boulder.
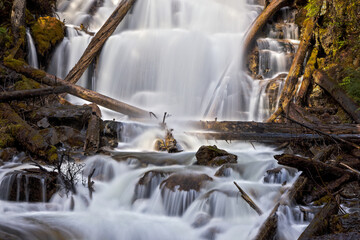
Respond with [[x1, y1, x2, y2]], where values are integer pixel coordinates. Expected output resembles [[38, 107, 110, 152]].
[[195, 145, 237, 166], [161, 173, 213, 192], [0, 168, 58, 202]]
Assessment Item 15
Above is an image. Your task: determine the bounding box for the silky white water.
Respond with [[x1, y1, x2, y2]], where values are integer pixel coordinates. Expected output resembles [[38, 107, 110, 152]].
[[6, 0, 308, 239]]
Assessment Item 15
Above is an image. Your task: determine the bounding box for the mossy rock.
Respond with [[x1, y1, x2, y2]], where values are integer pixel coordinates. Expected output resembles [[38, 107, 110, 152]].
[[30, 16, 64, 57]]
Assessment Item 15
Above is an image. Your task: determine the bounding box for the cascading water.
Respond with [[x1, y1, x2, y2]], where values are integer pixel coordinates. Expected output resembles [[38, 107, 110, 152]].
[[26, 29, 39, 69], [6, 0, 311, 239]]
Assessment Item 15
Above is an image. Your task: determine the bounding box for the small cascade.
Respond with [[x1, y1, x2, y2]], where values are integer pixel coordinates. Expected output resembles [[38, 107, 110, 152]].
[[25, 29, 39, 68], [248, 6, 300, 120]]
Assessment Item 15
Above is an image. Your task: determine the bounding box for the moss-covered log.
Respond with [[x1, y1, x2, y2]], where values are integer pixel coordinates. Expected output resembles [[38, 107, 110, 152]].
[[64, 0, 136, 85], [0, 86, 69, 101], [313, 70, 360, 124], [3, 58, 150, 118], [0, 103, 57, 162]]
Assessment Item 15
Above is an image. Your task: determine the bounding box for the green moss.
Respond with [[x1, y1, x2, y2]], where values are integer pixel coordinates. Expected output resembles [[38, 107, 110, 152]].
[[313, 194, 331, 206], [0, 129, 15, 148], [0, 26, 11, 51], [340, 67, 360, 104], [3, 56, 26, 72], [46, 145, 58, 163], [30, 16, 64, 57], [14, 76, 41, 90], [304, 0, 322, 17]]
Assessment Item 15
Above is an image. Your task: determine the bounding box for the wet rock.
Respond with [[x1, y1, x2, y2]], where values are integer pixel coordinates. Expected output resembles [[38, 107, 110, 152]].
[[0, 168, 58, 202], [161, 173, 213, 192], [214, 163, 243, 177], [340, 182, 360, 199], [37, 117, 50, 128], [192, 213, 211, 228], [330, 212, 360, 234], [27, 105, 92, 130], [39, 127, 59, 146], [135, 170, 171, 199], [263, 166, 296, 184], [55, 126, 86, 148], [0, 148, 18, 162], [195, 145, 237, 167], [102, 120, 122, 140]]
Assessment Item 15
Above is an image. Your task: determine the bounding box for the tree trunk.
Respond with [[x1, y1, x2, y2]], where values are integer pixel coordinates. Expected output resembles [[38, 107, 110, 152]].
[[3, 60, 150, 118], [266, 18, 316, 122], [313, 70, 360, 124], [11, 0, 26, 42], [242, 0, 289, 57], [84, 104, 101, 153], [0, 86, 69, 102], [64, 0, 137, 85]]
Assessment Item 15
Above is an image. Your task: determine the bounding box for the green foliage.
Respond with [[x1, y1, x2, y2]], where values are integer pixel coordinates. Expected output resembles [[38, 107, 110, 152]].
[[0, 26, 11, 50], [305, 0, 322, 17], [340, 68, 360, 104]]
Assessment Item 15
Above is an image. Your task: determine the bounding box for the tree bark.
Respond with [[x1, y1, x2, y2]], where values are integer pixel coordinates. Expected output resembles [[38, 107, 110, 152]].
[[0, 86, 69, 102], [242, 0, 289, 57], [313, 70, 360, 124], [84, 104, 101, 153], [274, 154, 358, 181], [64, 0, 137, 85], [266, 18, 316, 122], [3, 60, 150, 118], [11, 0, 26, 42]]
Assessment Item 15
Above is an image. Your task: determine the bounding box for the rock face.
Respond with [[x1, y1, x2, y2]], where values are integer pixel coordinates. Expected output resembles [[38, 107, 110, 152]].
[[160, 173, 213, 192], [195, 145, 237, 166], [0, 168, 58, 202]]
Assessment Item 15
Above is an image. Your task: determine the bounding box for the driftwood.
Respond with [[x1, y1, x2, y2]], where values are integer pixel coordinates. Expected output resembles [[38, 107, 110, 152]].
[[274, 154, 357, 181], [242, 0, 289, 56], [298, 196, 340, 240], [0, 103, 56, 161], [3, 60, 150, 118], [64, 0, 137, 85], [234, 181, 263, 215], [313, 70, 360, 124], [254, 176, 307, 240], [0, 86, 69, 101], [267, 18, 316, 122]]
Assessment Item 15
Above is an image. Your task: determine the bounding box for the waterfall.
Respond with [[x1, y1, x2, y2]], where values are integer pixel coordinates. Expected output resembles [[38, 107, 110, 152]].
[[0, 1, 310, 239], [26, 29, 39, 69]]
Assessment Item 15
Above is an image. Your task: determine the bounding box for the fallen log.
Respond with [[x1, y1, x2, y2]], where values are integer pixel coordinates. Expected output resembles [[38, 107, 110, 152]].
[[64, 0, 137, 84], [254, 176, 307, 240], [266, 18, 316, 122], [195, 121, 360, 135], [0, 86, 69, 102], [274, 154, 358, 181], [188, 131, 360, 144], [234, 181, 263, 215], [242, 0, 289, 57], [3, 59, 150, 118], [0, 103, 57, 162], [298, 196, 340, 240], [313, 70, 360, 124]]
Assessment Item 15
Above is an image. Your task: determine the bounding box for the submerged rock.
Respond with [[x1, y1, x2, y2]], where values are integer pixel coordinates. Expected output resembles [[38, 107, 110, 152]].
[[161, 173, 213, 192], [0, 168, 58, 202], [214, 163, 243, 177], [195, 145, 237, 167]]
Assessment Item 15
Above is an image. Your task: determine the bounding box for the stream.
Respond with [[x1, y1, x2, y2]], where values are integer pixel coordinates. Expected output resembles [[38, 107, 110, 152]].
[[1, 0, 310, 239]]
